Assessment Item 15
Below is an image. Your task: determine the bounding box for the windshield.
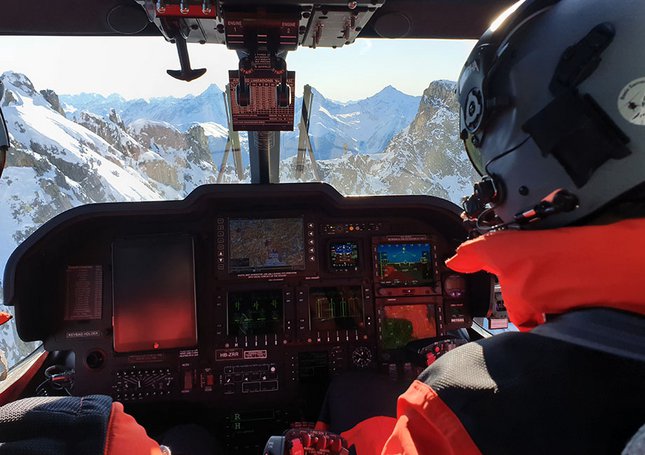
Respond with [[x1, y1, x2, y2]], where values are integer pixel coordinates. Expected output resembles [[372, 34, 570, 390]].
[[0, 36, 479, 367]]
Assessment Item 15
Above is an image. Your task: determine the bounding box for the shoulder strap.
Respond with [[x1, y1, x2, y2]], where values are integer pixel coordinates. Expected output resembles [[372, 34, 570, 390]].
[[532, 309, 645, 362]]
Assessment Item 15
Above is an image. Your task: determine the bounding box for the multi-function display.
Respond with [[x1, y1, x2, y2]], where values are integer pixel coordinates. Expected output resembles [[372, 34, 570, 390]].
[[381, 304, 437, 350], [229, 218, 305, 273], [227, 290, 284, 336], [376, 242, 433, 287], [112, 235, 197, 353], [309, 286, 364, 331]]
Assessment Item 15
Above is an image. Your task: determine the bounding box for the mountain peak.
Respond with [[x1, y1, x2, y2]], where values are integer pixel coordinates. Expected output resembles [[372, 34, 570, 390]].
[[308, 86, 324, 98], [374, 85, 406, 97], [430, 79, 456, 89], [199, 84, 223, 97], [1, 71, 37, 96], [420, 80, 458, 111], [424, 80, 456, 98], [40, 89, 66, 116]]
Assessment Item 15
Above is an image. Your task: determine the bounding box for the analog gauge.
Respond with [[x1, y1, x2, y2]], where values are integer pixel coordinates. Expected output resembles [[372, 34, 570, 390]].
[[444, 275, 466, 298], [351, 346, 373, 368]]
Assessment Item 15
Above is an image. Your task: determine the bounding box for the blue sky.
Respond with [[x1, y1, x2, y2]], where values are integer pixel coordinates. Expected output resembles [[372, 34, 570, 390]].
[[0, 36, 474, 102]]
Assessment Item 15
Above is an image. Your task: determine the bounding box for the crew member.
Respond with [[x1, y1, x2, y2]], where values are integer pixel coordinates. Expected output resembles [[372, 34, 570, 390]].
[[0, 310, 170, 454], [381, 0, 645, 453]]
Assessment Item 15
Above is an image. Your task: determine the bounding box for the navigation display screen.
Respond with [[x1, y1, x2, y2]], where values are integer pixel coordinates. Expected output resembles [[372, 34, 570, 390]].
[[329, 241, 359, 271], [229, 218, 305, 273], [309, 286, 363, 331], [228, 290, 284, 336], [112, 235, 197, 353], [381, 304, 437, 350], [376, 242, 433, 287]]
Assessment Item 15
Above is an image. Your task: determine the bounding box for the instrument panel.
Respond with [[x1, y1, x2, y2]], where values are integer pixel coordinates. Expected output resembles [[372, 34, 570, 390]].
[[3, 183, 489, 449]]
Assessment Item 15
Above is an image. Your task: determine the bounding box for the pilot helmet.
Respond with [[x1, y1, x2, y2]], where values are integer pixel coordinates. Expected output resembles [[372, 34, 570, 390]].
[[457, 0, 645, 230]]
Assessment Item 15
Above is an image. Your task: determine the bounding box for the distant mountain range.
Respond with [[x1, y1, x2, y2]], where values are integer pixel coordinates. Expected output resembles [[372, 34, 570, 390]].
[[0, 70, 476, 366], [62, 84, 228, 133], [61, 84, 421, 161]]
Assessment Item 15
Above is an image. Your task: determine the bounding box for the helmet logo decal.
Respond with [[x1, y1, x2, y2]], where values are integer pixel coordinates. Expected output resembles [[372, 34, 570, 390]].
[[618, 77, 645, 126]]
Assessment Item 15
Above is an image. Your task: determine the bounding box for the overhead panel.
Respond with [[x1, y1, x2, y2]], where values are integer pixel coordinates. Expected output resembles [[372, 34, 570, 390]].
[[0, 1, 516, 39], [133, 0, 385, 48]]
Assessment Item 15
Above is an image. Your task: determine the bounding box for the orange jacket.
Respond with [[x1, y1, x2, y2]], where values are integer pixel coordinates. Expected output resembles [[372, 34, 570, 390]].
[[105, 402, 164, 455], [381, 219, 645, 454]]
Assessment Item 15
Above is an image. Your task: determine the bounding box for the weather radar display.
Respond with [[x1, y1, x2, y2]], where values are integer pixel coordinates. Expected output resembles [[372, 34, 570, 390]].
[[381, 304, 437, 350], [229, 218, 305, 273], [376, 243, 433, 287]]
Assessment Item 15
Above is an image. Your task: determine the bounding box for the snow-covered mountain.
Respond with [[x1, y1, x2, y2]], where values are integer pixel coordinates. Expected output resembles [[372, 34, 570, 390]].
[[0, 71, 475, 367], [62, 84, 228, 132], [284, 85, 421, 159], [61, 84, 421, 161], [279, 80, 477, 200], [374, 80, 478, 199]]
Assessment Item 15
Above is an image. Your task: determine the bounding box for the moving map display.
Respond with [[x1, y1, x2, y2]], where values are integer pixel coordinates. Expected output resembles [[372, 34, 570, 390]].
[[309, 286, 363, 331], [376, 242, 433, 287], [228, 290, 284, 336], [381, 304, 437, 350], [229, 218, 305, 273]]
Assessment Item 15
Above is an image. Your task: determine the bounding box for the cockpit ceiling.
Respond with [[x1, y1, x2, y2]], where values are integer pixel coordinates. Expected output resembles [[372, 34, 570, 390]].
[[0, 0, 515, 39]]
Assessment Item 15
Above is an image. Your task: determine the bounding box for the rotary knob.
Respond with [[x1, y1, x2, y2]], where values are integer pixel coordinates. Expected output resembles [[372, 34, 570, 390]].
[[352, 346, 372, 368], [316, 435, 329, 450]]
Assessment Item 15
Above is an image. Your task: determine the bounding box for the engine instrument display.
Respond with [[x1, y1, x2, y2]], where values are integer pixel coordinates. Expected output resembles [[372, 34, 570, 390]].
[[381, 304, 437, 350], [227, 290, 284, 336], [309, 286, 364, 331], [376, 242, 433, 287], [112, 235, 198, 353], [329, 241, 359, 271], [229, 218, 305, 273]]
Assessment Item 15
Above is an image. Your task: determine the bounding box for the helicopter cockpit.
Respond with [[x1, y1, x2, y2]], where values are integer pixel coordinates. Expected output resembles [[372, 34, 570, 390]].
[[0, 1, 520, 454]]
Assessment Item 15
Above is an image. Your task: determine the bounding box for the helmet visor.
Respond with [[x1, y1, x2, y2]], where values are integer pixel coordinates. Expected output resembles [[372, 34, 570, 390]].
[[463, 134, 485, 176]]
